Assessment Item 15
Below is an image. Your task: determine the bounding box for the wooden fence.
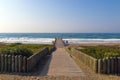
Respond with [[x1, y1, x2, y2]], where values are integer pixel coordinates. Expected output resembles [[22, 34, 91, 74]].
[[0, 54, 27, 72], [98, 57, 120, 74], [0, 47, 49, 73], [68, 48, 120, 75]]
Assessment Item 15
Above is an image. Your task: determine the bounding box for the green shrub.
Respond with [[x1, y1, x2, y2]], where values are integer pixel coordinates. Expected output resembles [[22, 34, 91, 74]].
[[18, 44, 53, 53], [0, 47, 12, 55], [0, 43, 53, 57], [80, 46, 120, 59], [104, 52, 119, 57], [0, 47, 33, 57], [13, 47, 33, 57]]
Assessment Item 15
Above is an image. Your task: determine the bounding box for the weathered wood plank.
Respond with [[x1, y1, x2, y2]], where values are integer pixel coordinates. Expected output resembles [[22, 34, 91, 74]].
[[15, 56, 18, 72], [1, 54, 5, 72], [12, 55, 15, 72], [18, 55, 22, 72], [22, 56, 27, 72], [8, 55, 12, 72], [4, 55, 8, 72]]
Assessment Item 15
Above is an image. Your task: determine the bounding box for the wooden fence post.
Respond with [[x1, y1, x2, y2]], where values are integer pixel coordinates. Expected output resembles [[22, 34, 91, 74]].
[[102, 59, 106, 74], [106, 57, 110, 74], [27, 59, 30, 72], [118, 57, 120, 74], [22, 56, 27, 72], [4, 55, 8, 72], [105, 58, 108, 74], [98, 59, 102, 73], [110, 57, 114, 74], [15, 56, 18, 72], [12, 55, 15, 72], [114, 57, 118, 74], [18, 55, 22, 72], [8, 55, 12, 72], [94, 59, 98, 73], [1, 54, 5, 72]]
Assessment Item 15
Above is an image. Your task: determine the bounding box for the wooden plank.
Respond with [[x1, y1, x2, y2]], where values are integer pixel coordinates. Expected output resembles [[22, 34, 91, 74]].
[[105, 58, 107, 74], [103, 59, 106, 74], [114, 57, 118, 74], [1, 54, 5, 72], [110, 57, 114, 74], [22, 56, 27, 72], [118, 57, 120, 74], [8, 55, 12, 72], [98, 59, 103, 73], [27, 59, 30, 72], [15, 56, 18, 72], [18, 55, 22, 72], [4, 55, 8, 72], [106, 57, 110, 74], [94, 59, 98, 73], [12, 55, 15, 72]]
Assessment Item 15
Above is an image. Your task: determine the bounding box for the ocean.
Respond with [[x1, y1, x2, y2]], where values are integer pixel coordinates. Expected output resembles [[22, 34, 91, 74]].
[[0, 33, 120, 44]]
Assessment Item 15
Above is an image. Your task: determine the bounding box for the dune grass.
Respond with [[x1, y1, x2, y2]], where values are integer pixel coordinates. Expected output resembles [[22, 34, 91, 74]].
[[79, 45, 120, 59], [0, 43, 53, 57]]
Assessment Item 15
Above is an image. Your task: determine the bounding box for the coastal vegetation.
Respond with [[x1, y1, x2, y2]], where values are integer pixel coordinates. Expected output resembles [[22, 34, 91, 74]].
[[0, 43, 53, 57], [79, 46, 120, 59]]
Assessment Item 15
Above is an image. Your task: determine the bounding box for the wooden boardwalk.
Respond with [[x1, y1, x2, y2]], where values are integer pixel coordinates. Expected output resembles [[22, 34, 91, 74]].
[[41, 38, 84, 76], [55, 38, 65, 48]]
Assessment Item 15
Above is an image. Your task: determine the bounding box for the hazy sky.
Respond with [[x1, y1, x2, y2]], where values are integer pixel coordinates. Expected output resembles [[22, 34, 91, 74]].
[[0, 0, 120, 33]]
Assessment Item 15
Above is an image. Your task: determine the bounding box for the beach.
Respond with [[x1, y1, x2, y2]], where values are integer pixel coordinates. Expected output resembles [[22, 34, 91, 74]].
[[1, 0, 120, 79], [0, 33, 120, 80]]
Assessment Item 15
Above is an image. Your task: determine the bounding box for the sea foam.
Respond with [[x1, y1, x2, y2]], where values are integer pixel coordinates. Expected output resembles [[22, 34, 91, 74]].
[[63, 38, 120, 43], [0, 37, 55, 44]]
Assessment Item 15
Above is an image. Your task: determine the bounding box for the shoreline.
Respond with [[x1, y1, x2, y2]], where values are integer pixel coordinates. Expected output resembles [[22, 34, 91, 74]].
[[1, 41, 120, 45]]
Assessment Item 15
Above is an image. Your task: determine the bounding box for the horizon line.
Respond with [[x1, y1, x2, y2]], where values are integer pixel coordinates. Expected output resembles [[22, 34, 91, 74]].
[[0, 32, 120, 34]]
